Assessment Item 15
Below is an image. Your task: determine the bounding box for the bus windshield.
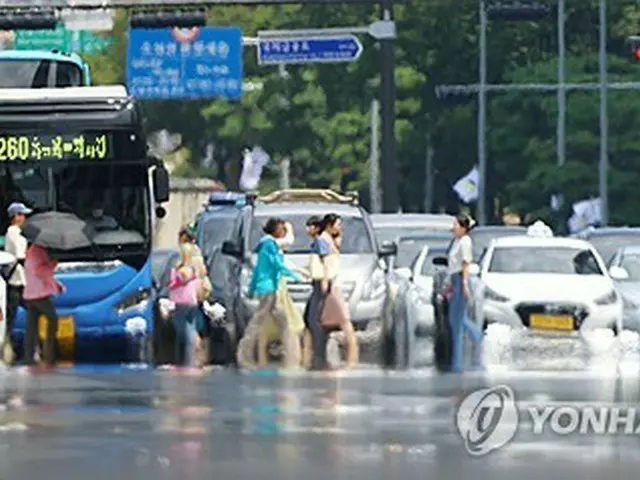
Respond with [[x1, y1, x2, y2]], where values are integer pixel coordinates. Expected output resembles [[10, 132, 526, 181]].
[[0, 129, 149, 258], [0, 59, 84, 88]]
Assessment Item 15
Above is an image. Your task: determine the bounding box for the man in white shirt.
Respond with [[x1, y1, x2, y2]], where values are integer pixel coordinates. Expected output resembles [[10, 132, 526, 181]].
[[4, 202, 31, 361]]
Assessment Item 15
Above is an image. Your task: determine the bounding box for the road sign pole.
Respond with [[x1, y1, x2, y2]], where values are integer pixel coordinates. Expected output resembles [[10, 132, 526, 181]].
[[379, 0, 399, 213]]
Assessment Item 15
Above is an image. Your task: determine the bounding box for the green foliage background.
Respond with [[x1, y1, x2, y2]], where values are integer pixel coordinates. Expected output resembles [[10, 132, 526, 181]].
[[82, 0, 640, 227]]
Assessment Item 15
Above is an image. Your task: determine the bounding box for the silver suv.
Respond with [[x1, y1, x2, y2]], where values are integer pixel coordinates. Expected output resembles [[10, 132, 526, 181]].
[[220, 189, 397, 358]]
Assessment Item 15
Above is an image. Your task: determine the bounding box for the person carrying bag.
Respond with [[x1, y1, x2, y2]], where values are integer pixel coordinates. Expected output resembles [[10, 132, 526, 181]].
[[168, 242, 199, 367]]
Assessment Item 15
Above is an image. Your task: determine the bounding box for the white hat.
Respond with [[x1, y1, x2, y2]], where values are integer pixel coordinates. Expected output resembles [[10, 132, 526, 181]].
[[7, 202, 32, 217]]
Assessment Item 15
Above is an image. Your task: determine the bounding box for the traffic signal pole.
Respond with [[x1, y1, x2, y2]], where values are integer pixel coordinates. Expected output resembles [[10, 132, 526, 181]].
[[438, 0, 614, 226], [557, 0, 565, 168], [379, 0, 399, 213]]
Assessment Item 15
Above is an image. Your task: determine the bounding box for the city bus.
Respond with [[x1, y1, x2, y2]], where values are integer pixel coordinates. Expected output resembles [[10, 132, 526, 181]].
[[0, 49, 91, 88], [0, 86, 170, 363]]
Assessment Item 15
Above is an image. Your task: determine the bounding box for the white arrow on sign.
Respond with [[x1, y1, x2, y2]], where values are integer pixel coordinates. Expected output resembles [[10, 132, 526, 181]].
[[62, 8, 114, 31]]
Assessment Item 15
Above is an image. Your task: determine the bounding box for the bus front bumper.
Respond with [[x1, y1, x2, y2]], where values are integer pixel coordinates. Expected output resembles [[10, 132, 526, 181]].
[[11, 299, 155, 363]]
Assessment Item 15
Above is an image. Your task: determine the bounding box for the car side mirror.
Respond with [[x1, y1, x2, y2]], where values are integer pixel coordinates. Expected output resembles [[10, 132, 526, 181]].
[[468, 263, 480, 276], [152, 164, 170, 203], [221, 240, 243, 259], [378, 240, 397, 258], [609, 266, 629, 281], [155, 206, 166, 219], [432, 256, 448, 267]]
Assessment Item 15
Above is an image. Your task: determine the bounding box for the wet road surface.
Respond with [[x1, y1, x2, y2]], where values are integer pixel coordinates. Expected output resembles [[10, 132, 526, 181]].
[[0, 363, 639, 480]]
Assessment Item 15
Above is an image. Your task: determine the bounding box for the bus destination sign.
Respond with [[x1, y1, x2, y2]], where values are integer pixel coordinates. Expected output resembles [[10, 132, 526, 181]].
[[0, 133, 112, 161]]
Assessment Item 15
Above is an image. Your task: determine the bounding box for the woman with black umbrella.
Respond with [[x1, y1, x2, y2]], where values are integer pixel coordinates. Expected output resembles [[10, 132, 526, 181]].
[[22, 243, 65, 366]]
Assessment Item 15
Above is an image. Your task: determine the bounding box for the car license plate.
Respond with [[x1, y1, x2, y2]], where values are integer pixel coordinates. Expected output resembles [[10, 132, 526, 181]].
[[38, 315, 75, 358], [529, 314, 573, 331]]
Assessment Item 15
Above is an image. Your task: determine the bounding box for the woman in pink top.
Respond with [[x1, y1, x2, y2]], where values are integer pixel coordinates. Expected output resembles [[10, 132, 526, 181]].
[[23, 244, 65, 366], [168, 237, 199, 367]]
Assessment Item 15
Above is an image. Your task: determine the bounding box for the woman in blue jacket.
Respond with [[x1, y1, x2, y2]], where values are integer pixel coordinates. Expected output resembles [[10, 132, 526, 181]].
[[236, 217, 302, 369]]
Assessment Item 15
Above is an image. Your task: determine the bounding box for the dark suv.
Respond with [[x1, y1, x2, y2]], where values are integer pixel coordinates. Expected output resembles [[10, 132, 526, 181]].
[[220, 189, 398, 361]]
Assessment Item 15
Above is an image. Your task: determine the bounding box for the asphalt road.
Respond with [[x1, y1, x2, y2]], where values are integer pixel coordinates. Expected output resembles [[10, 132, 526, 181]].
[[0, 361, 638, 480]]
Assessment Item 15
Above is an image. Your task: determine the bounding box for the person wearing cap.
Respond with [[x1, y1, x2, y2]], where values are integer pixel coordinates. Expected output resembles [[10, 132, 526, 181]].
[[4, 202, 32, 362]]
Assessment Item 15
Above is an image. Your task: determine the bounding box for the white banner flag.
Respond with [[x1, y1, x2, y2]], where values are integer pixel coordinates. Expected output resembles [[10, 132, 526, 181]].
[[453, 166, 480, 204], [239, 146, 270, 191], [567, 197, 603, 233]]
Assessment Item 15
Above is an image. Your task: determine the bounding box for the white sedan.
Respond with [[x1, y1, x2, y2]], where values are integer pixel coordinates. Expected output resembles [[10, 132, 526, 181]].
[[472, 236, 624, 336]]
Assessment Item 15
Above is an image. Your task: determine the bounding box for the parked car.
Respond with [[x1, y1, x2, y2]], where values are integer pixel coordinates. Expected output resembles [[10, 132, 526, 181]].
[[195, 191, 247, 300], [471, 235, 623, 336], [221, 189, 402, 365], [607, 245, 640, 331], [390, 233, 451, 273], [371, 213, 454, 244], [468, 225, 527, 261], [572, 227, 640, 265]]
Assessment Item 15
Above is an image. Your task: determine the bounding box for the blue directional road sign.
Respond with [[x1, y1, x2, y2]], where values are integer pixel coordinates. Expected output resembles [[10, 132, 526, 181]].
[[257, 35, 363, 66], [127, 27, 243, 100]]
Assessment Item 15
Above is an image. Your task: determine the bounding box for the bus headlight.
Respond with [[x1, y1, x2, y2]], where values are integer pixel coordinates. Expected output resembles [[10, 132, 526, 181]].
[[115, 288, 151, 314]]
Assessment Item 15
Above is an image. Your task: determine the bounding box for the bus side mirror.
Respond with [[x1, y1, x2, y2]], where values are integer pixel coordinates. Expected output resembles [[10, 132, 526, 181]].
[[153, 164, 170, 203]]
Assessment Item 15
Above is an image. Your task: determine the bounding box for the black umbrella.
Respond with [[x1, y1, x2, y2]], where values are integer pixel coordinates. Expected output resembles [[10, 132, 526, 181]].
[[23, 212, 96, 251]]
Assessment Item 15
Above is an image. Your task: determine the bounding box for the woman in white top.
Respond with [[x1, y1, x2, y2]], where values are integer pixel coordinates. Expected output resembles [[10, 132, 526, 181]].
[[316, 214, 358, 368], [447, 214, 483, 372], [4, 202, 31, 363]]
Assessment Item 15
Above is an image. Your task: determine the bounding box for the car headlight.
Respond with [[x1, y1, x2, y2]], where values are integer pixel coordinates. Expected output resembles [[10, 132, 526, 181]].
[[484, 286, 509, 303], [361, 269, 386, 300], [595, 289, 618, 305], [115, 288, 151, 314], [623, 296, 639, 310]]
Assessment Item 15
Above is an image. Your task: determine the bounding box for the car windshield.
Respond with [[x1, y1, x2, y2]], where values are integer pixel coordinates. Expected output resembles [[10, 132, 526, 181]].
[[587, 234, 640, 265], [0, 162, 149, 251], [375, 226, 451, 244], [420, 250, 448, 276], [470, 228, 527, 260], [489, 247, 603, 275], [0, 59, 83, 88], [395, 236, 450, 268], [198, 215, 238, 260], [619, 253, 640, 281], [250, 214, 374, 254], [396, 239, 426, 268]]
